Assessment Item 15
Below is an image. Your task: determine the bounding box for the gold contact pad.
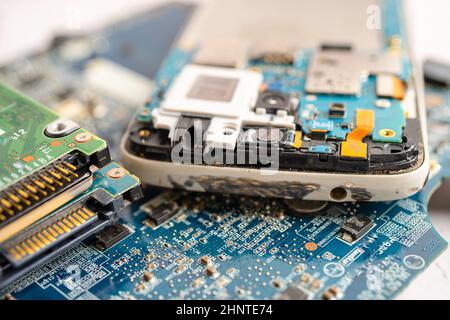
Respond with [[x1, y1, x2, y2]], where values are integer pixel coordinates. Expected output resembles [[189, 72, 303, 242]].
[[5, 206, 96, 262], [0, 177, 93, 243]]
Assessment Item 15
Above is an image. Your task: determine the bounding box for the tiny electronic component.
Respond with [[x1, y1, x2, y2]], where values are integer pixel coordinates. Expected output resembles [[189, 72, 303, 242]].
[[376, 74, 405, 100], [276, 286, 309, 300], [424, 60, 450, 87], [145, 202, 179, 226], [94, 223, 131, 251], [249, 43, 297, 65], [328, 103, 346, 119], [320, 43, 353, 52], [141, 192, 180, 227], [255, 91, 291, 114], [339, 215, 374, 243]]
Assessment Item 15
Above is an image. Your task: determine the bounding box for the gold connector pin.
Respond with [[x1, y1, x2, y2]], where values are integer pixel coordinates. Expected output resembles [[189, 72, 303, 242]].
[[31, 236, 45, 249], [72, 212, 86, 223], [46, 226, 60, 237], [16, 188, 29, 199], [42, 229, 56, 241], [8, 193, 21, 203], [57, 221, 71, 233], [51, 169, 71, 182], [21, 242, 35, 255], [1, 198, 12, 209], [67, 215, 81, 227], [81, 207, 95, 217], [52, 224, 65, 235], [61, 218, 74, 228], [37, 232, 50, 245]]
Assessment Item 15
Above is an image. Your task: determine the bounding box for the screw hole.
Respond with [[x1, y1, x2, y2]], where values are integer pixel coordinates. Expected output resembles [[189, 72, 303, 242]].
[[223, 128, 234, 136], [330, 187, 347, 201], [379, 129, 396, 138], [56, 123, 66, 131]]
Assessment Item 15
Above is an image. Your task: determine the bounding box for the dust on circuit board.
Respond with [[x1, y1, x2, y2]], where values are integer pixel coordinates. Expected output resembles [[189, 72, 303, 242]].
[[2, 188, 446, 300]]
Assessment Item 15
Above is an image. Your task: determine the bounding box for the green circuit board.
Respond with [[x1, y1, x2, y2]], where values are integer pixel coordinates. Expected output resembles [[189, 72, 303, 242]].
[[0, 83, 107, 190]]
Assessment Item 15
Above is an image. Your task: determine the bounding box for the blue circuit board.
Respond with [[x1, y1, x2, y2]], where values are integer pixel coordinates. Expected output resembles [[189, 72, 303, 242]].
[[82, 162, 141, 200], [0, 2, 448, 300], [2, 82, 448, 300], [427, 86, 450, 178], [136, 0, 412, 169], [1, 174, 446, 300]]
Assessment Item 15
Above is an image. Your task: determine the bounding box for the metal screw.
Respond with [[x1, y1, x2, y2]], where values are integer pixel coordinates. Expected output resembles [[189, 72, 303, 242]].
[[379, 129, 396, 138], [139, 129, 151, 139], [74, 132, 92, 143], [107, 167, 126, 179]]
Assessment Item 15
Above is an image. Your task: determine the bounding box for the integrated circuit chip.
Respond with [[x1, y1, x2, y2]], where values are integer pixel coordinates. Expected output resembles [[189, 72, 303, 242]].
[[187, 75, 239, 102], [276, 286, 309, 300], [95, 223, 131, 251], [141, 193, 180, 227], [328, 103, 346, 118], [339, 215, 374, 242], [255, 91, 291, 114]]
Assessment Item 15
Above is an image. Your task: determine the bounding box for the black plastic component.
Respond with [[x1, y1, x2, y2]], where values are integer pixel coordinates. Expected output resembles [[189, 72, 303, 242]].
[[126, 103, 421, 174], [320, 43, 353, 51], [127, 117, 420, 173], [328, 103, 346, 118], [127, 121, 173, 161], [255, 91, 291, 114], [94, 224, 130, 251], [339, 215, 374, 242], [146, 201, 179, 226], [424, 60, 450, 87], [90, 146, 112, 168], [173, 115, 211, 147]]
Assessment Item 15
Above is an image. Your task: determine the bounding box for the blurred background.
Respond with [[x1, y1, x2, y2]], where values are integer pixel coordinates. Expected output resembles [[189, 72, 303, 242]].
[[0, 0, 449, 299]]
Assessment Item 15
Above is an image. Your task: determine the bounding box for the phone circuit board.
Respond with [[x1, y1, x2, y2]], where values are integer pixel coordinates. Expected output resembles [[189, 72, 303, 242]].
[[126, 0, 422, 176], [0, 82, 447, 300]]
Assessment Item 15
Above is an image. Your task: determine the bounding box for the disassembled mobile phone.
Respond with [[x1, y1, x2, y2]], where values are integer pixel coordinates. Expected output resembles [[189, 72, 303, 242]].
[[122, 0, 429, 202]]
